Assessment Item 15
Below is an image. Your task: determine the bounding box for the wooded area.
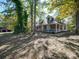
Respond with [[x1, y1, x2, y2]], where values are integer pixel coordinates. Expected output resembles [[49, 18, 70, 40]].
[[0, 0, 79, 33]]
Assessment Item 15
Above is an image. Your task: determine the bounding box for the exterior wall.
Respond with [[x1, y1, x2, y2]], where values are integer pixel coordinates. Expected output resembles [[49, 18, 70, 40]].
[[36, 23, 67, 33]]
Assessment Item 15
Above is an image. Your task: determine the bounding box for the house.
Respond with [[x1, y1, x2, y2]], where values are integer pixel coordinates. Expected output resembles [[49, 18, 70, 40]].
[[36, 16, 67, 33]]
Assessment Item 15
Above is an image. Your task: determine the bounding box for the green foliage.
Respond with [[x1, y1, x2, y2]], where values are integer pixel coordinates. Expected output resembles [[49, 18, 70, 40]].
[[49, 0, 76, 31], [49, 0, 76, 19], [12, 0, 28, 34], [23, 10, 28, 32], [0, 23, 3, 27]]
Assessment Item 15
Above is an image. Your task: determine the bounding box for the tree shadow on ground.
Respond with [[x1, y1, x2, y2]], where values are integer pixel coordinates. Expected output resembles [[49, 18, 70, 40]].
[[0, 33, 35, 59], [54, 32, 79, 37], [0, 32, 52, 59], [0, 32, 79, 59], [58, 39, 79, 58], [44, 52, 69, 59]]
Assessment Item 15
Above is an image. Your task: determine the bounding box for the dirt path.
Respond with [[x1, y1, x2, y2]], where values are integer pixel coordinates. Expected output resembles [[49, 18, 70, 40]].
[[0, 33, 79, 59]]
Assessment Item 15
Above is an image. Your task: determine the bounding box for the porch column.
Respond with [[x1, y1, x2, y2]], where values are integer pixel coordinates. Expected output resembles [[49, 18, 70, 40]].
[[56, 24, 57, 33], [41, 25, 43, 32], [59, 24, 60, 32], [66, 24, 67, 31]]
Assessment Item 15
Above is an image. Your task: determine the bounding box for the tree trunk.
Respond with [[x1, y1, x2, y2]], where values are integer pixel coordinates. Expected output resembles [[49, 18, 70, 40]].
[[75, 11, 79, 34], [75, 0, 79, 34], [33, 0, 36, 34], [30, 0, 33, 32], [12, 0, 28, 34]]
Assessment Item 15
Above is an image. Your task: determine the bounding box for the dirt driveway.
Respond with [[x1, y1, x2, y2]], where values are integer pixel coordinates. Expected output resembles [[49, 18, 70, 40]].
[[0, 33, 79, 59]]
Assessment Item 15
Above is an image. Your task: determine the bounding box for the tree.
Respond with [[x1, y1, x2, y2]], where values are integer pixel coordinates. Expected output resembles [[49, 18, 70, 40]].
[[28, 0, 34, 32], [12, 0, 28, 34], [0, 0, 17, 30], [75, 0, 79, 33], [49, 0, 77, 31], [49, 0, 76, 19], [28, 0, 37, 33], [33, 0, 37, 33]]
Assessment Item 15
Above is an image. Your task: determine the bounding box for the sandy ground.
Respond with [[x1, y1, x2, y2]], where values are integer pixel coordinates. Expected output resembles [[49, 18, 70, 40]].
[[0, 33, 79, 59]]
